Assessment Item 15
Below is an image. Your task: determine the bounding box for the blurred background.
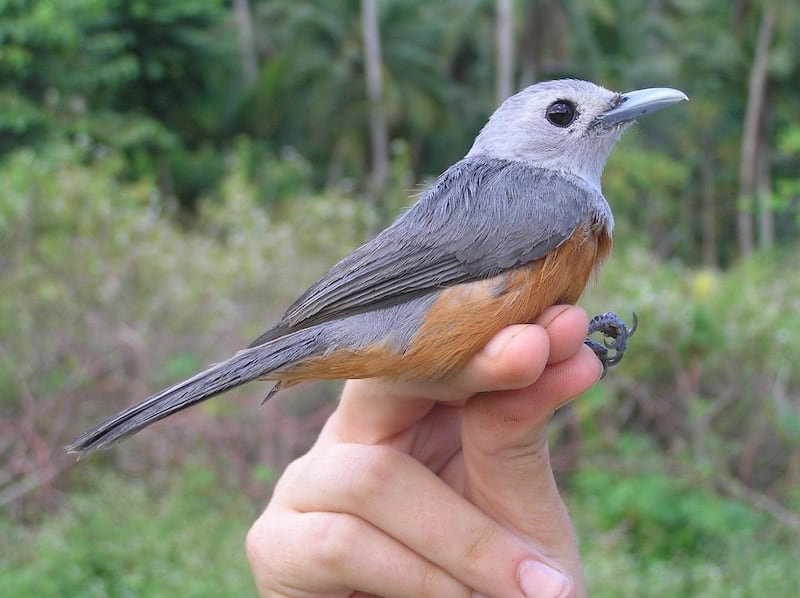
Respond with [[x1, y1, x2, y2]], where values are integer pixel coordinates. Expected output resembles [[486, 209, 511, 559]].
[[1, 0, 799, 595]]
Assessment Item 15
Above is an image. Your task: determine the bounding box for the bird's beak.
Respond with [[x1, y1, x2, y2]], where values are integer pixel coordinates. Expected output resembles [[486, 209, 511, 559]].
[[598, 87, 688, 125]]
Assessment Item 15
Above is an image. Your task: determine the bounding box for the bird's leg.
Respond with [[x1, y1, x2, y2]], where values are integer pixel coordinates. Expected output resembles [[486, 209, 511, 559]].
[[584, 312, 638, 378]]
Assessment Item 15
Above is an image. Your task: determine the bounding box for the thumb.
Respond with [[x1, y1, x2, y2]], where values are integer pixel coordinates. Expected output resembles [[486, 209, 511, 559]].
[[460, 307, 600, 595]]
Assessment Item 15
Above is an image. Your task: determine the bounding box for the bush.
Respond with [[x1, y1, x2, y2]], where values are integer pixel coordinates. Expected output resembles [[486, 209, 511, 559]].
[[2, 139, 798, 595], [0, 142, 373, 511], [577, 245, 800, 504], [0, 466, 258, 597]]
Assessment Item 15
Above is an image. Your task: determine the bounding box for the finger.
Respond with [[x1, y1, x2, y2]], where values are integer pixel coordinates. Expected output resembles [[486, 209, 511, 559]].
[[448, 303, 591, 394], [525, 343, 602, 416], [535, 305, 590, 365], [328, 306, 592, 449], [459, 345, 601, 593], [283, 443, 573, 598], [452, 305, 589, 392], [466, 343, 601, 440], [461, 344, 600, 491], [317, 399, 465, 480], [329, 379, 439, 445], [247, 508, 470, 598], [330, 320, 556, 443], [341, 305, 589, 408]]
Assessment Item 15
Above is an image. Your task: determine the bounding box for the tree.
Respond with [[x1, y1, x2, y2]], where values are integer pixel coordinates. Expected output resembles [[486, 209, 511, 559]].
[[738, 2, 776, 256], [238, 0, 494, 186], [361, 0, 389, 205], [0, 0, 94, 153], [234, 0, 258, 84], [495, 0, 514, 104]]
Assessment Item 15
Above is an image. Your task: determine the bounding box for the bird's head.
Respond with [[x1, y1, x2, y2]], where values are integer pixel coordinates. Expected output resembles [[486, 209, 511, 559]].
[[467, 79, 687, 188]]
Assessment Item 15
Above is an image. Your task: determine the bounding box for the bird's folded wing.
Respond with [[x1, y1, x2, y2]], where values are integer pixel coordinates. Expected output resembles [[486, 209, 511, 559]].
[[248, 158, 603, 347]]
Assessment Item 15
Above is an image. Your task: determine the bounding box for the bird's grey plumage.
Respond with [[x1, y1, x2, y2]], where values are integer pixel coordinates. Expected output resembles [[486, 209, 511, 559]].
[[72, 159, 606, 453], [249, 159, 611, 347], [467, 79, 627, 186], [69, 294, 441, 451], [68, 328, 324, 451], [68, 79, 688, 455]]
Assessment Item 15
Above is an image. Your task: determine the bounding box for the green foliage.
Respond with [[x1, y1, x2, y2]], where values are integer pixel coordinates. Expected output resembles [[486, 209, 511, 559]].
[[78, 0, 236, 139], [0, 467, 258, 597], [238, 0, 494, 181], [603, 131, 692, 258], [1, 2, 800, 594], [0, 0, 236, 203], [213, 137, 316, 210], [4, 0, 799, 253], [0, 0, 87, 148], [568, 433, 800, 597], [0, 141, 372, 431], [572, 459, 760, 559], [578, 245, 800, 503], [774, 122, 800, 219], [580, 528, 800, 598]]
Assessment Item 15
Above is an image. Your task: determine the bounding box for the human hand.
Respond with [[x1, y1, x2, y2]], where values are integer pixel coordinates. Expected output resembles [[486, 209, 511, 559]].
[[247, 305, 601, 598]]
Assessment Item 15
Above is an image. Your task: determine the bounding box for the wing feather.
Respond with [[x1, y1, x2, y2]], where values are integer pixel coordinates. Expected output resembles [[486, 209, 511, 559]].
[[248, 158, 608, 347]]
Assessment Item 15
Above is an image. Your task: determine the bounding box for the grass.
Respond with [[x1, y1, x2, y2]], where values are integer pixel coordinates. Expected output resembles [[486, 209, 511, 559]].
[[1, 467, 259, 597], [2, 463, 798, 597]]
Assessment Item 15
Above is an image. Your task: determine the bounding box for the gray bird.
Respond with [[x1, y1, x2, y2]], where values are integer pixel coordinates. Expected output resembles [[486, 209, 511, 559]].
[[68, 79, 688, 455]]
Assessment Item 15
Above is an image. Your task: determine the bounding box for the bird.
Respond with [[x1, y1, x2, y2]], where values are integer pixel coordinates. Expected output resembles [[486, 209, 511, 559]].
[[68, 79, 687, 455]]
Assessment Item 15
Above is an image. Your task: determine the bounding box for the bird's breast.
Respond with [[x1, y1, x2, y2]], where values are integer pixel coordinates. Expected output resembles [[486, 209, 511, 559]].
[[396, 219, 612, 379]]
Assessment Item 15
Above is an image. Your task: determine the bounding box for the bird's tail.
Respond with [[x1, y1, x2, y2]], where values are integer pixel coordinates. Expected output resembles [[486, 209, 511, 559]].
[[67, 328, 323, 455]]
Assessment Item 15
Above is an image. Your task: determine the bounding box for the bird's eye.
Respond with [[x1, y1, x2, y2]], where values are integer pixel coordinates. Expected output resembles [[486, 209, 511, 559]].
[[545, 100, 578, 127]]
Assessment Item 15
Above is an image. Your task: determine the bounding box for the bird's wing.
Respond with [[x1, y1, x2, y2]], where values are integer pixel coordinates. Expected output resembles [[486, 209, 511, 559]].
[[249, 158, 605, 347]]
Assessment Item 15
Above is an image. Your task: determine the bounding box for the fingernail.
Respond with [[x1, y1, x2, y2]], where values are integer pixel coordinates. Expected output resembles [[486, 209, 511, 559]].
[[582, 344, 605, 383], [483, 325, 526, 358], [519, 560, 572, 598], [595, 358, 605, 383], [594, 359, 606, 384]]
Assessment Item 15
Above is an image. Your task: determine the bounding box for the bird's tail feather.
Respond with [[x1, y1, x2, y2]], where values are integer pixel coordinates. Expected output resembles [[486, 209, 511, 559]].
[[67, 329, 322, 455]]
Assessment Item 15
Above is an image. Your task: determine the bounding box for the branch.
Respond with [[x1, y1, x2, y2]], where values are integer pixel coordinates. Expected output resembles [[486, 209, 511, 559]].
[[716, 474, 800, 533], [0, 453, 74, 509]]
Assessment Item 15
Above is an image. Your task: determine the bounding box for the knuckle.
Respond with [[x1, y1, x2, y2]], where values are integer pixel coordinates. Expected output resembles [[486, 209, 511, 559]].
[[245, 517, 283, 590], [463, 521, 497, 564], [244, 523, 262, 563], [416, 560, 450, 597], [245, 515, 274, 565], [336, 444, 401, 504], [414, 559, 473, 597], [309, 513, 363, 571], [272, 457, 303, 492], [247, 512, 363, 593]]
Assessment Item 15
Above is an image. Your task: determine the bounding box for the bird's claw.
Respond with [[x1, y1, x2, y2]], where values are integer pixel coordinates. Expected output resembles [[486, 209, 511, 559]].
[[584, 312, 637, 378]]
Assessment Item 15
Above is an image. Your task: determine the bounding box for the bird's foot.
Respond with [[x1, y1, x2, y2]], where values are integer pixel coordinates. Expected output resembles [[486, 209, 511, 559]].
[[584, 312, 638, 378]]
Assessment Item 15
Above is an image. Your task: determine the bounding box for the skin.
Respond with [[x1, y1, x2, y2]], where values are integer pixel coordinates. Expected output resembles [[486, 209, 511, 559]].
[[246, 305, 600, 598]]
